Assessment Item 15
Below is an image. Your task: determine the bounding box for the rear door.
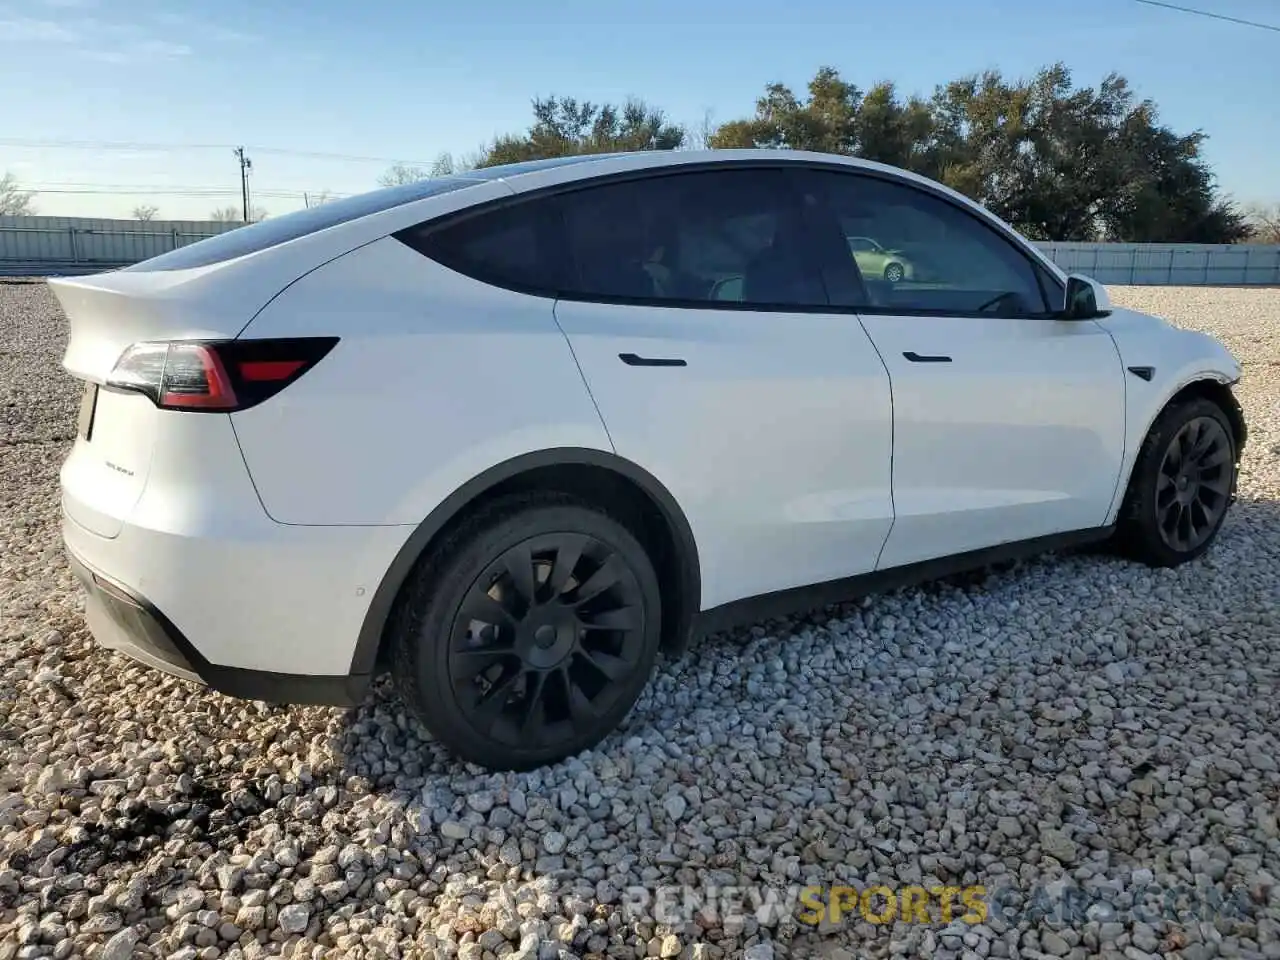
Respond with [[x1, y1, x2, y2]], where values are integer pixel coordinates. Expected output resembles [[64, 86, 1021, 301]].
[[792, 167, 1127, 570]]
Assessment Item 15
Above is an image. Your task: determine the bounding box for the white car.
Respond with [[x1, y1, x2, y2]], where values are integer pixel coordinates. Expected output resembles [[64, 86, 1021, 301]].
[[52, 149, 1246, 770]]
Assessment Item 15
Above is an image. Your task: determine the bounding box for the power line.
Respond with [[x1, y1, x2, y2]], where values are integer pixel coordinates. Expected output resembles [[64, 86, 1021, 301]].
[[28, 188, 239, 196], [0, 137, 440, 166], [25, 180, 350, 194], [0, 138, 231, 152], [1131, 0, 1280, 32], [24, 186, 352, 199]]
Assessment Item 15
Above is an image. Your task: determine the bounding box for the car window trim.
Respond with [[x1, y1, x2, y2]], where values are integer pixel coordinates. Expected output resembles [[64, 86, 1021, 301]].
[[856, 304, 1063, 321], [393, 157, 1066, 315]]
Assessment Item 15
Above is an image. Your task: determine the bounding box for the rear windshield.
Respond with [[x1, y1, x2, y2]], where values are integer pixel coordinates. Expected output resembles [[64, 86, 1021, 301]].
[[124, 154, 621, 273], [123, 177, 483, 272]]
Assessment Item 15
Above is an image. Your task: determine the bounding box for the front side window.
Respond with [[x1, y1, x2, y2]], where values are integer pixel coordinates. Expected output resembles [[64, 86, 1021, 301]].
[[557, 168, 827, 308], [797, 170, 1050, 316]]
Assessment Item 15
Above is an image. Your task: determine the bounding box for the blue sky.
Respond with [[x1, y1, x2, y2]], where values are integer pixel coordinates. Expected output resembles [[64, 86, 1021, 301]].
[[1, 0, 1276, 220]]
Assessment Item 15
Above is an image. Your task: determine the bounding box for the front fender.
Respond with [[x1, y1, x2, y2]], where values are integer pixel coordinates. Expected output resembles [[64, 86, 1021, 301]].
[[1100, 311, 1244, 523]]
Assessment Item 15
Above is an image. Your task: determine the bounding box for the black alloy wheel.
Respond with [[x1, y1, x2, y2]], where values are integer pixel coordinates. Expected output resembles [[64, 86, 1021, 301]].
[[391, 492, 662, 770], [447, 532, 649, 749], [1116, 396, 1237, 567], [1153, 415, 1233, 553]]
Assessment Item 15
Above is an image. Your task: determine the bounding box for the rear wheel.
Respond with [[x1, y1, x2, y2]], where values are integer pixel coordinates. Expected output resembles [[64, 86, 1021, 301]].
[[1116, 397, 1237, 567], [390, 492, 662, 770]]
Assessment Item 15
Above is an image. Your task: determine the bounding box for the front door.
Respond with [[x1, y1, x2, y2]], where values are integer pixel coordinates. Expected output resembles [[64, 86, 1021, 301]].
[[793, 167, 1128, 570]]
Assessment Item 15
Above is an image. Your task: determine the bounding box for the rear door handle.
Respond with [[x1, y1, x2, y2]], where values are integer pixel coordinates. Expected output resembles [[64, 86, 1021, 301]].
[[619, 352, 687, 367], [903, 351, 952, 363]]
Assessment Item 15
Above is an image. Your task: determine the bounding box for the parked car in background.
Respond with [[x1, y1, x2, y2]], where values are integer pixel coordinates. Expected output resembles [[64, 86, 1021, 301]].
[[51, 149, 1246, 771], [846, 235, 915, 283]]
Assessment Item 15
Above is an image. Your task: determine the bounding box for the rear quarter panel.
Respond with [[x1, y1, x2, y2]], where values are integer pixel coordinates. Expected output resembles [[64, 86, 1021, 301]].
[[231, 236, 613, 525]]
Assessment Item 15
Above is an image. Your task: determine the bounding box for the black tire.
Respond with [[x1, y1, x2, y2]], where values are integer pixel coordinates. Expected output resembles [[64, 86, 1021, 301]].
[[390, 491, 662, 770], [1115, 397, 1237, 567], [884, 262, 905, 283]]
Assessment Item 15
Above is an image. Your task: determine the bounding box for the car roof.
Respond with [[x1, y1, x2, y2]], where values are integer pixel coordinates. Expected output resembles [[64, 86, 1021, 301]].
[[475, 149, 994, 220], [471, 148, 905, 186]]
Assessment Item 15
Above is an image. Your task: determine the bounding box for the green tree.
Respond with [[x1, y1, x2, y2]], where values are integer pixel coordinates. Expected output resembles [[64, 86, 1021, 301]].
[[475, 96, 685, 167], [709, 67, 861, 154], [710, 63, 1248, 243]]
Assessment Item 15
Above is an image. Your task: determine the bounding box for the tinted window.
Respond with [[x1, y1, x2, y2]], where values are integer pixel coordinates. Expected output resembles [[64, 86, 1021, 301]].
[[125, 177, 487, 272], [408, 167, 828, 309], [405, 199, 565, 291], [797, 171, 1049, 316], [558, 169, 825, 307]]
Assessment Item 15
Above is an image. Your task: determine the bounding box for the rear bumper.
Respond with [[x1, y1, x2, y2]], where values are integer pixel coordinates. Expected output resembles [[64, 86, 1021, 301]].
[[59, 408, 414, 695], [67, 545, 370, 706]]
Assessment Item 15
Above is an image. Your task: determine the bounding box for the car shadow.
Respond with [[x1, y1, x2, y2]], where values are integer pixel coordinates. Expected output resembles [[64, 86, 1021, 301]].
[[327, 493, 1280, 777]]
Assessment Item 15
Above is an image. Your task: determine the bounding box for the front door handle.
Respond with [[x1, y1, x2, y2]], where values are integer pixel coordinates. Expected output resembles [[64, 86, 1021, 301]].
[[903, 351, 952, 363], [619, 352, 687, 367]]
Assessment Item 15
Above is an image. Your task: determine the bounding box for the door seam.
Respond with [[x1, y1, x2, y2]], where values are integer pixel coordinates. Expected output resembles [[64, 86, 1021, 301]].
[[854, 311, 898, 571], [551, 299, 617, 454], [1096, 321, 1131, 524]]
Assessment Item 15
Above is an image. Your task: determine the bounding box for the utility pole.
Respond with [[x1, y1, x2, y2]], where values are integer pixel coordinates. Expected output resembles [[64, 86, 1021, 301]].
[[234, 146, 252, 221]]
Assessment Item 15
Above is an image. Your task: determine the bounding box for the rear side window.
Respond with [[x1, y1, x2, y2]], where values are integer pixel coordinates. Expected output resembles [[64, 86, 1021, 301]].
[[559, 168, 824, 307], [401, 198, 566, 291], [404, 168, 830, 310]]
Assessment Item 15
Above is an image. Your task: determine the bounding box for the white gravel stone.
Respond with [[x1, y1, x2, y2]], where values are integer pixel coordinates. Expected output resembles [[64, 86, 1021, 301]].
[[277, 902, 309, 934], [100, 927, 138, 960], [2, 281, 1280, 958]]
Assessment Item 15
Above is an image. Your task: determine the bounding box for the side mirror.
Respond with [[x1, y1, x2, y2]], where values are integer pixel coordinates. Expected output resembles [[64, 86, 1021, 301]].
[[1061, 274, 1111, 320]]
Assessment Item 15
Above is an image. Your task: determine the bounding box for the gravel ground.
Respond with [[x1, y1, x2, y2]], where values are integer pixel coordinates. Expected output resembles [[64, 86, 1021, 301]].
[[2, 279, 1279, 960]]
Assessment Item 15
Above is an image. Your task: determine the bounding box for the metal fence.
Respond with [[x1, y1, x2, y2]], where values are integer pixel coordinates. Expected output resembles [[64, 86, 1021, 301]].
[[1035, 241, 1280, 286], [0, 216, 239, 276], [2, 215, 1279, 284]]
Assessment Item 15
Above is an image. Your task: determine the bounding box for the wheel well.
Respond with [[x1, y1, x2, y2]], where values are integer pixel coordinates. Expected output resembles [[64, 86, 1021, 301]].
[[1168, 378, 1247, 450], [368, 460, 700, 673], [1116, 376, 1247, 522]]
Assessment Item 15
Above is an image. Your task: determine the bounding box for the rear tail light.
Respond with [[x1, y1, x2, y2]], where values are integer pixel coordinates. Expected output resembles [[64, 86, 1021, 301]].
[[106, 337, 338, 412]]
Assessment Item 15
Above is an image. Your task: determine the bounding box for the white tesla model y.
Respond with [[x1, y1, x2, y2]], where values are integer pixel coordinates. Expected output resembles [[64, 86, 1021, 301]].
[[52, 150, 1246, 769]]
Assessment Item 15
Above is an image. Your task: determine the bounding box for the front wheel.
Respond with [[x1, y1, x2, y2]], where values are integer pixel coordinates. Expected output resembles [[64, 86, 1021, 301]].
[[390, 492, 663, 770], [1116, 397, 1237, 567], [883, 262, 905, 283]]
